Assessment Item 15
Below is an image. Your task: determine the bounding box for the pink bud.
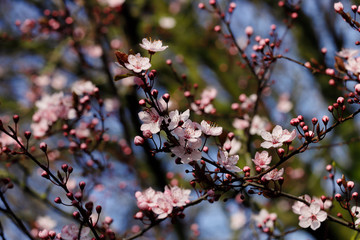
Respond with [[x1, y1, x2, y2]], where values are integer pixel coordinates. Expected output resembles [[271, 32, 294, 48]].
[[227, 132, 235, 140], [214, 25, 221, 32], [335, 193, 342, 201], [347, 181, 355, 190], [334, 2, 344, 12], [39, 142, 47, 152], [355, 84, 360, 94], [336, 178, 342, 185], [322, 115, 329, 125], [203, 146, 209, 153], [162, 93, 170, 102], [142, 130, 152, 139], [353, 192, 359, 199], [337, 97, 345, 105], [326, 164, 332, 172], [245, 26, 253, 36], [243, 166, 250, 172], [134, 136, 144, 146]]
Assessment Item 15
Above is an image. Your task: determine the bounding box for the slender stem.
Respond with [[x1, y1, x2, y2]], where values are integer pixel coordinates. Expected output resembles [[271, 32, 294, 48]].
[[0, 192, 35, 240]]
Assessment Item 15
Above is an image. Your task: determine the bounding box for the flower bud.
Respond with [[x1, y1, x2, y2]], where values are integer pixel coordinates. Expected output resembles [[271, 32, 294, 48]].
[[243, 166, 250, 172], [335, 193, 342, 201], [337, 97, 345, 105], [352, 192, 359, 200], [24, 131, 31, 139], [322, 116, 329, 125], [54, 197, 62, 204], [134, 136, 144, 146], [162, 93, 170, 102], [347, 181, 355, 190], [336, 178, 342, 186], [39, 142, 47, 152], [79, 181, 86, 190], [13, 115, 19, 123]]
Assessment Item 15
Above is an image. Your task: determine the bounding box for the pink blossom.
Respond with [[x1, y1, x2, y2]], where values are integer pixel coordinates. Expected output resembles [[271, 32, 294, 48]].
[[223, 138, 241, 155], [174, 120, 202, 142], [292, 195, 312, 215], [138, 108, 163, 134], [260, 125, 296, 149], [139, 38, 168, 53], [249, 115, 267, 136], [199, 120, 222, 136], [233, 118, 250, 130], [345, 57, 360, 74], [334, 2, 344, 12], [351, 206, 360, 227], [60, 224, 91, 240], [252, 151, 272, 169], [164, 185, 191, 207], [152, 194, 173, 219], [298, 203, 327, 230], [337, 48, 359, 59], [71, 80, 97, 95], [125, 53, 151, 73], [135, 187, 158, 210], [38, 229, 49, 238], [217, 149, 241, 172], [252, 209, 277, 229], [264, 168, 284, 181], [31, 92, 75, 137], [167, 109, 190, 130], [277, 94, 293, 113], [171, 139, 202, 164]]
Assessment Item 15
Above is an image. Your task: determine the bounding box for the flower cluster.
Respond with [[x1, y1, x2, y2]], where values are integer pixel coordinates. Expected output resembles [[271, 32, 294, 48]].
[[135, 186, 191, 219], [292, 195, 329, 230]]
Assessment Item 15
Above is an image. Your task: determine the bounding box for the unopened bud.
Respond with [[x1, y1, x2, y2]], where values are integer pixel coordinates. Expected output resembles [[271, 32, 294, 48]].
[[134, 136, 144, 146]]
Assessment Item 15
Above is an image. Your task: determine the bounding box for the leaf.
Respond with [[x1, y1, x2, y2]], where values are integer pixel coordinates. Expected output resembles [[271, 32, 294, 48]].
[[114, 74, 134, 81]]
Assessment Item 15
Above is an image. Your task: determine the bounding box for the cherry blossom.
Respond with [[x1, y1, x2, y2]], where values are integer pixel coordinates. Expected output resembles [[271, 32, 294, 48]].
[[298, 203, 327, 230], [351, 206, 360, 227], [277, 94, 293, 113], [152, 195, 173, 219], [171, 139, 202, 164], [233, 118, 250, 130], [191, 87, 217, 115], [167, 109, 190, 130], [260, 125, 296, 149], [135, 187, 158, 210], [36, 215, 57, 230], [252, 151, 272, 169], [199, 120, 222, 136], [336, 48, 359, 59], [60, 223, 91, 240], [139, 38, 168, 53], [164, 185, 191, 207], [174, 120, 202, 142], [223, 137, 241, 155], [264, 168, 284, 181], [138, 108, 163, 134], [31, 92, 75, 137], [217, 149, 241, 172], [252, 209, 277, 229], [71, 80, 97, 95], [125, 53, 151, 73], [249, 115, 268, 136], [344, 57, 360, 74]]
